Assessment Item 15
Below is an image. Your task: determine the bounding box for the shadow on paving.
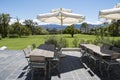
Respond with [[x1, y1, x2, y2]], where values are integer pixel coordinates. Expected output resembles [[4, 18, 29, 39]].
[[81, 55, 120, 80], [59, 55, 84, 73], [18, 54, 84, 80]]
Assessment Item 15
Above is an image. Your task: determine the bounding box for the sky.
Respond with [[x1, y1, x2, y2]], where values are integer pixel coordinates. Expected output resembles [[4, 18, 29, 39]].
[[0, 0, 119, 25]]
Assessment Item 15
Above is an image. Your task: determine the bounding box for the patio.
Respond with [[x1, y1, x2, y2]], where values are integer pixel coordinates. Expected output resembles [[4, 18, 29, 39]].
[[1, 49, 119, 80]]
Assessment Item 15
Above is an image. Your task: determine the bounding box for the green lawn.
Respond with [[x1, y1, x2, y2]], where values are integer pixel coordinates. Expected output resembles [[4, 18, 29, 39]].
[[0, 34, 120, 50]]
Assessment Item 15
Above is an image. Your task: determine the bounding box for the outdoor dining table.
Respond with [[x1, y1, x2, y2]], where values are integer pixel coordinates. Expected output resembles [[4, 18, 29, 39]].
[[30, 48, 54, 77], [80, 44, 120, 77], [30, 48, 54, 58], [80, 44, 111, 58]]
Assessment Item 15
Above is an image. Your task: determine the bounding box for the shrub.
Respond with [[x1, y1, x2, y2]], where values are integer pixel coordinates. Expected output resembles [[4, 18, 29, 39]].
[[112, 39, 120, 48], [72, 38, 79, 47], [80, 39, 86, 44], [101, 37, 113, 46], [61, 38, 68, 48], [41, 29, 49, 35], [86, 40, 93, 44], [80, 39, 90, 44], [8, 34, 19, 38], [45, 36, 58, 47], [45, 36, 68, 48]]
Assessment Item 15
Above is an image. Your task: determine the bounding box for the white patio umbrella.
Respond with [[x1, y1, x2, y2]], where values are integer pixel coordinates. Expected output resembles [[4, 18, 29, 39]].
[[37, 8, 85, 36], [99, 3, 120, 20]]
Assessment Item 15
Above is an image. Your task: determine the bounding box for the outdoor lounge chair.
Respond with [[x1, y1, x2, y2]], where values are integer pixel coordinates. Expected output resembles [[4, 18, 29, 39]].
[[29, 55, 47, 80]]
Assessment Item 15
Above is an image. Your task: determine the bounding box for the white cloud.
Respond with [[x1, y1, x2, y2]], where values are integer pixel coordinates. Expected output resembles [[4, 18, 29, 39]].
[[33, 19, 50, 25], [9, 19, 25, 25], [9, 19, 17, 25], [19, 20, 25, 24], [82, 21, 103, 25]]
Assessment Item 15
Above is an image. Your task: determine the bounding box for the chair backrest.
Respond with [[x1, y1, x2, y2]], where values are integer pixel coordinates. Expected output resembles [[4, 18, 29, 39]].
[[23, 47, 31, 57], [23, 48, 28, 55], [27, 45, 32, 52], [30, 55, 45, 62]]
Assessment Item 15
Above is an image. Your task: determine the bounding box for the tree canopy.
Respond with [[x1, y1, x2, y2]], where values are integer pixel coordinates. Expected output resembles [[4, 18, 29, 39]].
[[0, 13, 10, 38], [64, 25, 78, 37], [80, 22, 89, 33]]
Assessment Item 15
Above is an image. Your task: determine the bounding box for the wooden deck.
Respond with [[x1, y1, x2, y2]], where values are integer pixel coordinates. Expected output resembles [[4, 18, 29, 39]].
[[0, 50, 101, 80]]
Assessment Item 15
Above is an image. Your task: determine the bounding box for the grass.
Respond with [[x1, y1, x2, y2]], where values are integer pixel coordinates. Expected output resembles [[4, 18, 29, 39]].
[[0, 34, 120, 50]]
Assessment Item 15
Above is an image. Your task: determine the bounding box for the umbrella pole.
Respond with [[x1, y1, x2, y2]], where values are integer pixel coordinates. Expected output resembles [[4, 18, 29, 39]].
[[60, 8, 63, 47], [61, 17, 63, 40]]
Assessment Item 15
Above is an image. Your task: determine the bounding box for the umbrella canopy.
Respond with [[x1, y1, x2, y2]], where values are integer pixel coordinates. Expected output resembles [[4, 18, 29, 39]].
[[37, 8, 85, 25], [99, 3, 120, 20]]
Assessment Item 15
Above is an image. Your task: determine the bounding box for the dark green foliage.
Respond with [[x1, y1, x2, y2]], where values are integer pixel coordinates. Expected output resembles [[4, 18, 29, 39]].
[[41, 29, 49, 35], [108, 21, 120, 36], [45, 36, 68, 48], [111, 39, 120, 48], [0, 13, 10, 38], [80, 22, 89, 33], [49, 28, 58, 34], [86, 40, 93, 44], [23, 19, 37, 35], [10, 22, 30, 37], [45, 36, 58, 47], [64, 25, 78, 37], [34, 27, 49, 35]]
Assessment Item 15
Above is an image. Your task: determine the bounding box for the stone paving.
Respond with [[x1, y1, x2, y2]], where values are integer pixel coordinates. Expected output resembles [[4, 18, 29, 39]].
[[0, 50, 100, 80]]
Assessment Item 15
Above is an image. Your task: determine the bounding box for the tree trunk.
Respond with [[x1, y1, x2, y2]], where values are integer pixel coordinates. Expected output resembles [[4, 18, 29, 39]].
[[71, 34, 74, 37]]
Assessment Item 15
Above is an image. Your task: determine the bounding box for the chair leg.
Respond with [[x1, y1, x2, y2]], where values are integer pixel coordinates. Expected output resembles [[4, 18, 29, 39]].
[[31, 68, 34, 80], [106, 64, 111, 80], [57, 63, 61, 78], [44, 67, 47, 78], [49, 61, 51, 78]]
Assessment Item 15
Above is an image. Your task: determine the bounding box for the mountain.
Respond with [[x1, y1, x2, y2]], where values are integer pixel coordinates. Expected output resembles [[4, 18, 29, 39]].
[[39, 24, 107, 30], [40, 24, 66, 30]]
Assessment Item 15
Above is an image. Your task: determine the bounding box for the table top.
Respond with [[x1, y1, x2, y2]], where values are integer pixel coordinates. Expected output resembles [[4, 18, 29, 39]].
[[80, 44, 113, 57], [30, 49, 54, 58]]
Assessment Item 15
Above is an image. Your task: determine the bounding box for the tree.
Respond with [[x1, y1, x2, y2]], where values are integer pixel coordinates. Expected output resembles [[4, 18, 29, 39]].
[[51, 28, 57, 34], [0, 13, 10, 38], [64, 25, 78, 37], [107, 20, 120, 36], [10, 21, 30, 37], [80, 22, 89, 33], [23, 19, 37, 35]]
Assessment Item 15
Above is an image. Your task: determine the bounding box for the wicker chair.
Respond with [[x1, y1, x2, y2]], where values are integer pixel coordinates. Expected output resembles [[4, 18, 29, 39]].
[[29, 55, 47, 80], [23, 47, 31, 63], [50, 48, 61, 77]]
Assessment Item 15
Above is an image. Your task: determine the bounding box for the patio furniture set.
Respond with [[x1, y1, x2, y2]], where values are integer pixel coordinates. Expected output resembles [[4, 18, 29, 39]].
[[80, 44, 120, 80], [23, 44, 62, 80]]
